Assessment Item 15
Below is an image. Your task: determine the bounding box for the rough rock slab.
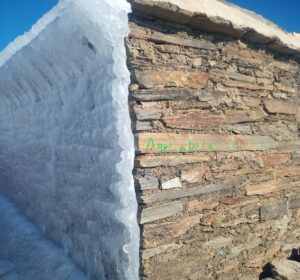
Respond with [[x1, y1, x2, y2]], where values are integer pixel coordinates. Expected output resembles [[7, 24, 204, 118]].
[[225, 109, 266, 124], [141, 243, 182, 259], [163, 111, 225, 130], [161, 177, 182, 190], [133, 70, 209, 89], [264, 100, 299, 115], [140, 177, 247, 204], [129, 22, 217, 50], [135, 133, 277, 153], [135, 154, 210, 167], [139, 201, 184, 224], [271, 259, 300, 280], [135, 177, 159, 191], [246, 180, 287, 196], [131, 89, 226, 102], [260, 200, 287, 221]]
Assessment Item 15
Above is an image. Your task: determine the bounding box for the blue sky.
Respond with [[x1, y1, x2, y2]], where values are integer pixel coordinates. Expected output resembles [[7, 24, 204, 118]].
[[0, 0, 299, 51]]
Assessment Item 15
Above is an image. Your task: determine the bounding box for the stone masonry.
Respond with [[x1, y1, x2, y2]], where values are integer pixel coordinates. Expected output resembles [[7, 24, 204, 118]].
[[126, 1, 300, 279]]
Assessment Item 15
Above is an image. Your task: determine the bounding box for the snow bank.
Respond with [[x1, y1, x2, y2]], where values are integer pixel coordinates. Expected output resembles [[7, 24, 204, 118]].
[[0, 0, 139, 279]]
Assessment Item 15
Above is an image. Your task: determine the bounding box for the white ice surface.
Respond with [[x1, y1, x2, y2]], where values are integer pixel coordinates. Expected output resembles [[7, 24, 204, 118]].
[[0, 196, 87, 280], [0, 0, 139, 279]]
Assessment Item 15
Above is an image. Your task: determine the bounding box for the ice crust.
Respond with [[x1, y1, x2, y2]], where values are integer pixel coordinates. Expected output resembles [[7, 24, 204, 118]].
[[0, 0, 139, 279], [0, 195, 87, 280]]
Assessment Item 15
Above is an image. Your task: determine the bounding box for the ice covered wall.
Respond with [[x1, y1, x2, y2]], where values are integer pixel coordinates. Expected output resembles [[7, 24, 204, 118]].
[[0, 0, 139, 279]]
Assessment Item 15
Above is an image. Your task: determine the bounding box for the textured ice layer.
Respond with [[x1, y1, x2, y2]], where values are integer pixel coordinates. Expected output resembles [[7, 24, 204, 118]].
[[0, 0, 139, 279], [0, 196, 87, 280]]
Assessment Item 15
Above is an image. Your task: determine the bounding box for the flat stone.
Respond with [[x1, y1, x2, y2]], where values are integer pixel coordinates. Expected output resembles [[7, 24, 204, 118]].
[[289, 197, 300, 209], [223, 79, 274, 91], [163, 111, 225, 130], [202, 236, 232, 250], [275, 82, 299, 94], [134, 121, 152, 131], [135, 177, 159, 191], [135, 133, 277, 154], [275, 166, 300, 177], [264, 99, 298, 114], [161, 177, 182, 190], [130, 22, 217, 50], [186, 199, 219, 212], [225, 109, 266, 124], [246, 180, 287, 196], [141, 243, 182, 259], [143, 214, 202, 240], [133, 70, 209, 89], [133, 106, 162, 120], [140, 177, 247, 204], [268, 61, 299, 72], [139, 201, 184, 224], [181, 167, 207, 183], [243, 97, 262, 107], [270, 259, 300, 280], [261, 153, 291, 166], [131, 89, 225, 102], [135, 154, 210, 168], [260, 200, 287, 221]]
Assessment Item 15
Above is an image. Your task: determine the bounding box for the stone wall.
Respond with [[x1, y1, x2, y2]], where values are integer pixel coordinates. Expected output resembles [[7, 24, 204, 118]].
[[126, 12, 300, 280]]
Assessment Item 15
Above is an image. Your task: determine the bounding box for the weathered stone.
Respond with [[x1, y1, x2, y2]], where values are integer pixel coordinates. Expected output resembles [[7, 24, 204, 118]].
[[186, 199, 219, 212], [133, 106, 162, 120], [209, 69, 256, 83], [141, 243, 182, 259], [135, 177, 159, 191], [143, 215, 202, 240], [140, 177, 247, 204], [163, 111, 225, 130], [135, 133, 277, 154], [181, 167, 207, 183], [131, 89, 225, 102], [275, 166, 300, 177], [261, 153, 291, 165], [130, 23, 217, 50], [229, 124, 252, 135], [225, 109, 266, 124], [264, 99, 298, 114], [261, 153, 291, 166], [260, 200, 287, 221], [270, 259, 300, 280], [275, 82, 299, 94], [289, 197, 300, 209], [220, 196, 259, 208], [135, 154, 210, 168], [257, 77, 273, 85], [161, 177, 182, 190], [246, 180, 287, 196], [134, 121, 152, 131], [139, 201, 184, 224], [242, 97, 262, 108], [202, 236, 232, 249], [133, 70, 209, 89], [223, 79, 274, 91], [268, 61, 299, 72]]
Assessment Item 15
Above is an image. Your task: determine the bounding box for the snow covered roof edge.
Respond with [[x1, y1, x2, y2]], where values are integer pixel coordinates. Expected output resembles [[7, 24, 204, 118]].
[[129, 0, 300, 56]]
